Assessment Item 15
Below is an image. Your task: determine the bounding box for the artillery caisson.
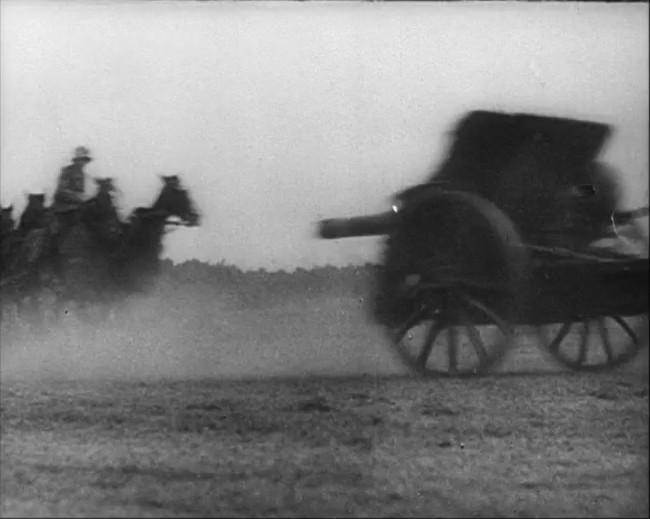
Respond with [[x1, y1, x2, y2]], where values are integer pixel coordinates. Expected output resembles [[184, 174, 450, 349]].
[[318, 110, 649, 377]]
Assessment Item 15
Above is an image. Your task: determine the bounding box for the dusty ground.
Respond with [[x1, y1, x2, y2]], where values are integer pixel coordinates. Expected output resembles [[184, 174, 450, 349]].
[[1, 293, 648, 518]]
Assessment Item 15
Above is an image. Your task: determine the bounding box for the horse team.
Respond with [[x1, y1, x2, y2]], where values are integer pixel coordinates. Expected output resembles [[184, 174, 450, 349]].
[[1, 174, 200, 327]]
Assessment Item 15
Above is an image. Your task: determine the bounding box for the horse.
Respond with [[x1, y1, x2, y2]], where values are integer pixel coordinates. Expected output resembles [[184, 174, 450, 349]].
[[1, 195, 56, 326], [1, 205, 15, 234], [3, 180, 124, 327], [79, 177, 123, 251], [1, 205, 17, 273], [109, 174, 200, 296], [1, 205, 19, 320], [47, 177, 128, 323], [17, 194, 50, 238], [51, 174, 200, 324]]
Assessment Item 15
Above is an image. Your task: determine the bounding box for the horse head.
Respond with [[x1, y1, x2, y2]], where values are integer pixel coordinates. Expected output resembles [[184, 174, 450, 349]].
[[18, 193, 50, 236], [151, 175, 200, 227], [89, 177, 120, 214], [111, 176, 197, 282], [77, 177, 123, 248], [94, 177, 117, 195], [26, 193, 46, 210], [1, 205, 15, 235]]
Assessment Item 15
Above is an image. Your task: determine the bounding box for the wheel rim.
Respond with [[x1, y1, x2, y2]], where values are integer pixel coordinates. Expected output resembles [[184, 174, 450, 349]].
[[392, 293, 514, 377], [381, 191, 526, 377], [541, 314, 648, 371]]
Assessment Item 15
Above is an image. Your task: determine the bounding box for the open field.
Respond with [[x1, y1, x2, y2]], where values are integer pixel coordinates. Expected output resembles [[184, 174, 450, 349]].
[[1, 288, 648, 517]]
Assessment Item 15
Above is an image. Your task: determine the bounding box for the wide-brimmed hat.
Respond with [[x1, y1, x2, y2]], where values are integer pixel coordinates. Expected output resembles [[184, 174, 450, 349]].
[[72, 146, 92, 162]]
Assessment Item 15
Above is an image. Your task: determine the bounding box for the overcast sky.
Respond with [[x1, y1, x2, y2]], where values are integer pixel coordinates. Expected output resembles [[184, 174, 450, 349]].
[[1, 1, 648, 270]]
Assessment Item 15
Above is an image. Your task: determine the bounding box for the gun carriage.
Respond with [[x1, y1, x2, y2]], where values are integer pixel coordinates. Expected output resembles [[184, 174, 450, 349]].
[[318, 111, 649, 376]]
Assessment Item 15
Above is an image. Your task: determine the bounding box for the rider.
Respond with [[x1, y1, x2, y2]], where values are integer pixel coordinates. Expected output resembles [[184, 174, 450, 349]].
[[53, 146, 92, 212], [50, 146, 93, 275], [52, 146, 93, 231]]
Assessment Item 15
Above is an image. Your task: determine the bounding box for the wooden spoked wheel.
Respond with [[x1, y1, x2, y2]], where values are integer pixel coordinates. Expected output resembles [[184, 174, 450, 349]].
[[539, 220, 648, 372], [393, 290, 514, 377], [383, 191, 528, 377], [540, 315, 648, 372]]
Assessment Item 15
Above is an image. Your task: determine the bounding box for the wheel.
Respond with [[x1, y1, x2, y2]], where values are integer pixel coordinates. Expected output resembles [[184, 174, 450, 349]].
[[539, 314, 648, 372], [540, 224, 648, 373], [393, 290, 515, 377], [380, 190, 528, 377]]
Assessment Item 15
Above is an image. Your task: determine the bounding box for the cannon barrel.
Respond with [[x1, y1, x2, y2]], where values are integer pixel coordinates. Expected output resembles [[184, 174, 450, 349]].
[[318, 211, 399, 239]]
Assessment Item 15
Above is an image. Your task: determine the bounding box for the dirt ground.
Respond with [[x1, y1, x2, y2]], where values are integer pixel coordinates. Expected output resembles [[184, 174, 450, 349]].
[[1, 294, 648, 518]]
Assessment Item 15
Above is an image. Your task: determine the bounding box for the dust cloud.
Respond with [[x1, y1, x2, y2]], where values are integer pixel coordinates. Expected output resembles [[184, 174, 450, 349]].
[[2, 265, 647, 383], [0, 288, 402, 383]]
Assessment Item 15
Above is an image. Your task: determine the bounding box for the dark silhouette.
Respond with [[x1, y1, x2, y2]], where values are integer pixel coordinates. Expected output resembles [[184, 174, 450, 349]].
[[319, 110, 632, 255], [1, 205, 21, 310], [81, 177, 123, 250], [17, 194, 50, 238], [1, 195, 55, 325], [428, 110, 621, 251], [49, 146, 94, 270], [40, 176, 123, 322], [1, 205, 17, 273], [318, 110, 648, 377], [49, 174, 200, 323], [53, 146, 92, 212], [3, 169, 201, 328], [1, 205, 15, 234], [109, 175, 200, 295]]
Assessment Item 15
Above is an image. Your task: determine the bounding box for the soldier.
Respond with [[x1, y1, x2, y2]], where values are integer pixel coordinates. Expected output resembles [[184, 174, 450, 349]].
[[50, 146, 93, 278], [51, 146, 93, 235], [53, 146, 92, 211]]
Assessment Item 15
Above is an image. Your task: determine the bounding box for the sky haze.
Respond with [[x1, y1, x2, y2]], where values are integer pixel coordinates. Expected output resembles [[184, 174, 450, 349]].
[[1, 1, 648, 270]]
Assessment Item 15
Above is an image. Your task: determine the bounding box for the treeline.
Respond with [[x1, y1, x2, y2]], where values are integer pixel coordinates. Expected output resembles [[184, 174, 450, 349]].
[[156, 259, 379, 302]]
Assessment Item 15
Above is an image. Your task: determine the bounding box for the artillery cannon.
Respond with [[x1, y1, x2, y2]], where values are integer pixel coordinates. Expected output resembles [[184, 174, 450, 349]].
[[317, 110, 649, 377]]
